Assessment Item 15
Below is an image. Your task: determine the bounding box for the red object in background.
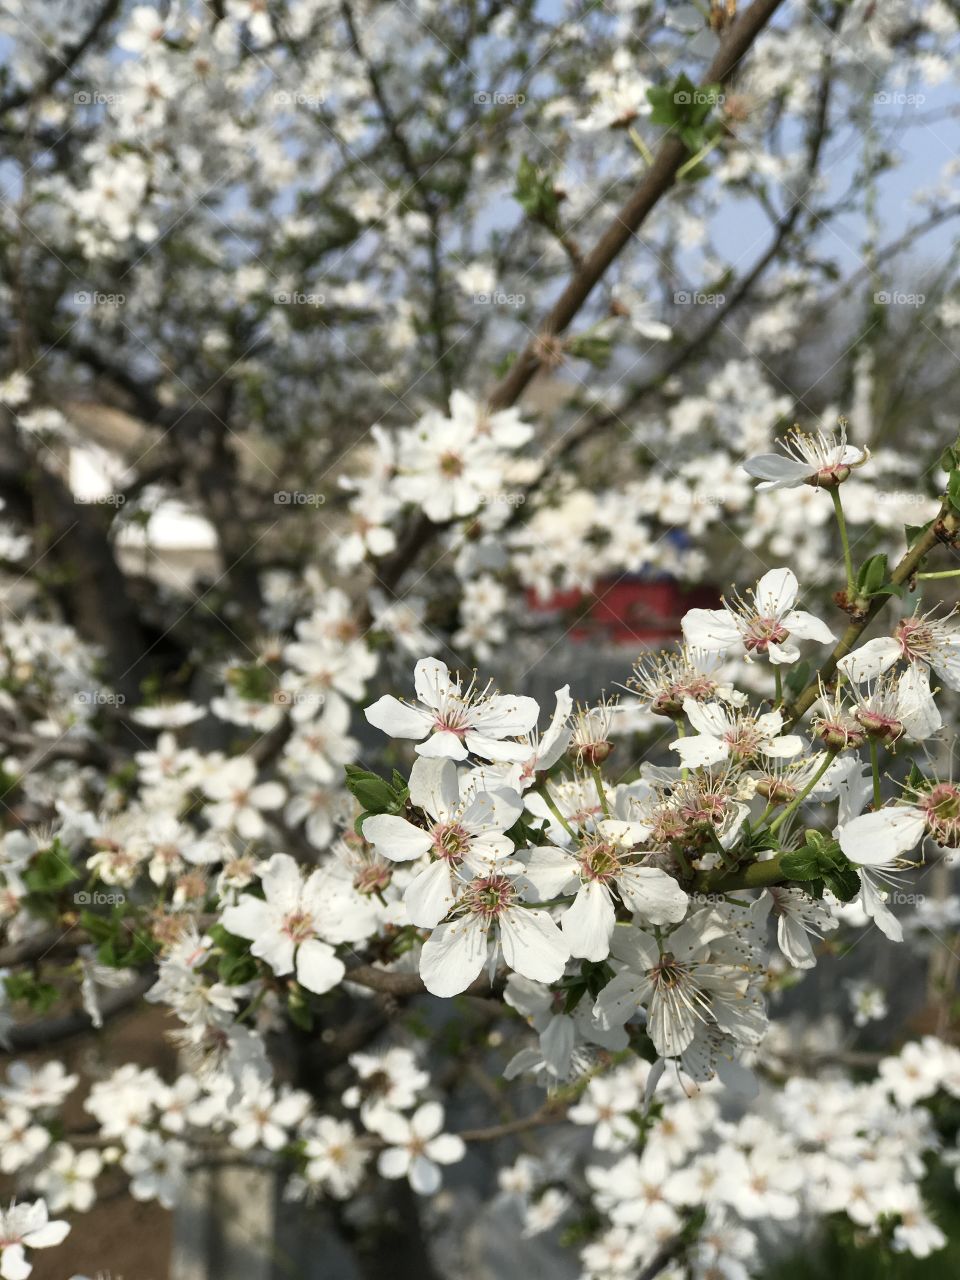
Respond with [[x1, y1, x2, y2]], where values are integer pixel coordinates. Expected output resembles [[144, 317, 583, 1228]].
[[525, 576, 721, 646]]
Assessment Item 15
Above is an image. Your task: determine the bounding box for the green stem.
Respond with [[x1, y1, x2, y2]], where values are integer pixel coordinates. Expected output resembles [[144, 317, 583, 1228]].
[[540, 783, 576, 839], [768, 752, 837, 836], [868, 738, 882, 809], [773, 667, 783, 707], [830, 486, 856, 602], [676, 135, 722, 179], [628, 126, 653, 165], [591, 764, 611, 817], [916, 569, 960, 580]]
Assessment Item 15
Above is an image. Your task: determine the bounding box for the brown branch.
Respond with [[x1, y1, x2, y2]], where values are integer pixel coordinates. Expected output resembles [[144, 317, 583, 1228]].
[[371, 0, 787, 596]]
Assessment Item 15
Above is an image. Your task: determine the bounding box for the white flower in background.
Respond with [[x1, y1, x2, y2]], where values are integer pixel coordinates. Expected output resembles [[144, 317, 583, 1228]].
[[0, 1105, 50, 1172], [202, 756, 285, 839], [503, 974, 629, 1082], [846, 979, 889, 1027], [121, 1133, 189, 1209], [34, 1144, 103, 1213], [419, 870, 569, 996], [342, 1048, 429, 1123], [365, 657, 539, 761], [0, 1199, 69, 1280], [373, 1102, 465, 1195], [848, 667, 942, 742], [391, 411, 502, 521], [0, 1062, 78, 1110], [523, 1187, 572, 1237], [522, 821, 688, 961], [682, 568, 834, 664], [221, 852, 346, 994], [303, 1116, 368, 1198], [743, 423, 869, 489], [670, 699, 803, 769], [447, 390, 534, 450], [229, 1078, 311, 1151], [363, 756, 521, 927], [569, 1074, 640, 1150]]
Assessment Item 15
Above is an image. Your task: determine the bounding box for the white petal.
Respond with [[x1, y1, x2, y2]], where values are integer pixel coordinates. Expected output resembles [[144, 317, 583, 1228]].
[[560, 883, 615, 960], [616, 867, 688, 924], [742, 454, 814, 487], [378, 1147, 410, 1180], [404, 861, 458, 928], [408, 756, 459, 819], [681, 608, 740, 651], [670, 734, 727, 768], [520, 847, 579, 897], [408, 1155, 442, 1195], [426, 1134, 465, 1165], [413, 657, 452, 708], [416, 730, 469, 759], [755, 567, 798, 615], [362, 814, 432, 862], [838, 807, 926, 865], [419, 917, 488, 996], [295, 939, 345, 994], [898, 664, 941, 739], [499, 907, 569, 983], [783, 609, 835, 645], [260, 852, 302, 912], [364, 694, 431, 739], [838, 637, 901, 684]]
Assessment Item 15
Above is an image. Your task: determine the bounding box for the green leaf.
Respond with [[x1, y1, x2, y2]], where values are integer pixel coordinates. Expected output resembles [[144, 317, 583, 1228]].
[[948, 469, 960, 515], [779, 849, 823, 881], [514, 155, 561, 234], [905, 519, 932, 549], [344, 765, 400, 814], [822, 862, 861, 903], [23, 842, 81, 894], [4, 973, 59, 1013], [855, 552, 889, 597]]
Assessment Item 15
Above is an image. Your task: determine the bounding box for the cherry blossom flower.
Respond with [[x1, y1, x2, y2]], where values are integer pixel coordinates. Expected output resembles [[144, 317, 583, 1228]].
[[372, 1102, 466, 1195], [363, 756, 521, 927], [682, 568, 834, 664], [418, 871, 569, 996], [522, 821, 689, 961], [202, 756, 285, 839], [0, 1200, 69, 1280], [221, 852, 345, 995], [364, 657, 539, 761], [670, 699, 803, 769], [743, 423, 869, 490]]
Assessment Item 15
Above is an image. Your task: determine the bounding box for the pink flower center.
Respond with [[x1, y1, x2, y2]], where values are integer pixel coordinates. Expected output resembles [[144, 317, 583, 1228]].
[[282, 910, 315, 943], [431, 822, 471, 865], [743, 617, 788, 653], [462, 873, 515, 921]]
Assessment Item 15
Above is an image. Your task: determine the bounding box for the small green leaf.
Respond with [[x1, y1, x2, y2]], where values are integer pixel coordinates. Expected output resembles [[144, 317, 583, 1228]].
[[779, 849, 822, 881]]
